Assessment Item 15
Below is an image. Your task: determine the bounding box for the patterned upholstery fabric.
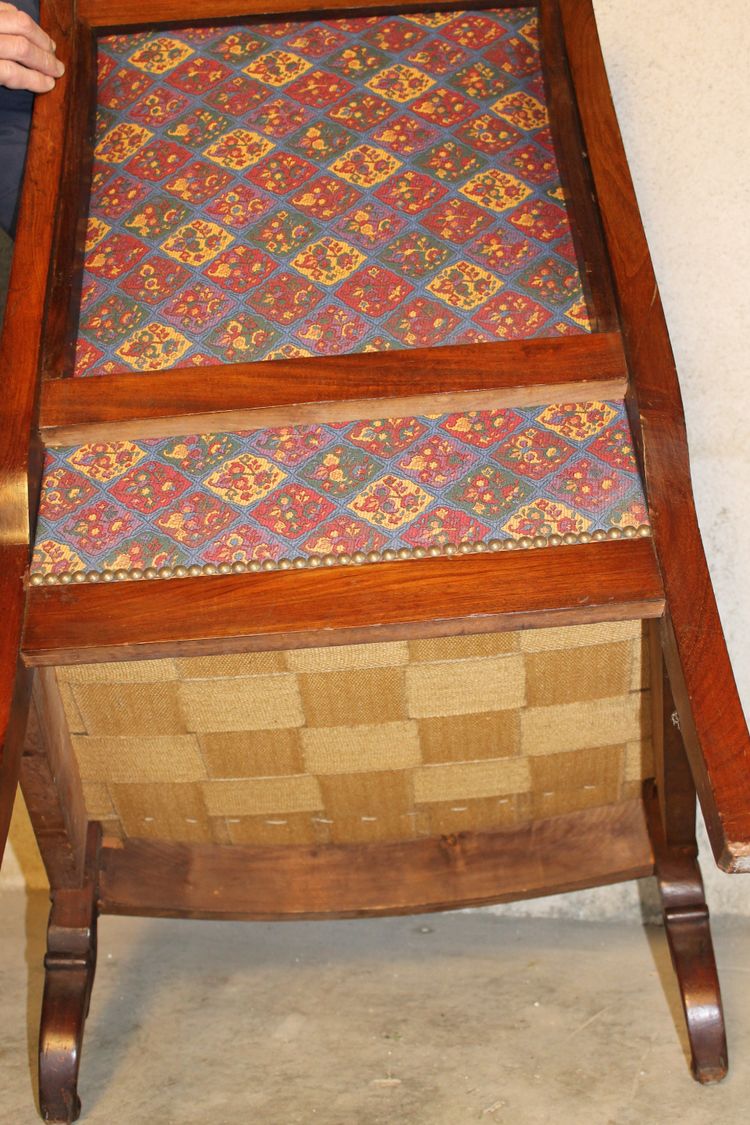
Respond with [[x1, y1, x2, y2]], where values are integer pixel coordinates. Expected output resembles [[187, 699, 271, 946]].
[[75, 7, 590, 377], [30, 401, 649, 580], [56, 620, 651, 846]]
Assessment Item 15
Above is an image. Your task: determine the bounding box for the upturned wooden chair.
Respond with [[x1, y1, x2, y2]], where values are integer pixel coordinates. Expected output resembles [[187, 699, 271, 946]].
[[1, 2, 748, 1121]]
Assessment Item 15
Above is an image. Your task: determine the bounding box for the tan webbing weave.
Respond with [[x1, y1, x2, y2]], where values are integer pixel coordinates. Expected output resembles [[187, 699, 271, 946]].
[[55, 620, 652, 846]]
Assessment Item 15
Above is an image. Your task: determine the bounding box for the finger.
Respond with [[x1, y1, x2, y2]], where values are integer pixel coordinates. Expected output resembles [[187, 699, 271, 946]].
[[0, 35, 64, 77], [0, 7, 57, 56], [0, 58, 56, 92]]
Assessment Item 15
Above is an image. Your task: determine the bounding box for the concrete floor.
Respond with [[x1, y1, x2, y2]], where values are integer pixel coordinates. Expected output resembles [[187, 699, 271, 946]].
[[2, 890, 749, 1125]]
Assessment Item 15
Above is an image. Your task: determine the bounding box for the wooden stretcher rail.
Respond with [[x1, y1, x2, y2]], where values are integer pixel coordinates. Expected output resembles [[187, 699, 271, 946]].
[[79, 0, 535, 30], [99, 799, 655, 920], [41, 333, 628, 445], [22, 537, 664, 665], [559, 0, 750, 871]]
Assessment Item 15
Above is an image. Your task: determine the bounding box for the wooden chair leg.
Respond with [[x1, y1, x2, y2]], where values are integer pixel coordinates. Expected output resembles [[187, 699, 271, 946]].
[[39, 825, 100, 1123], [647, 648, 727, 1083]]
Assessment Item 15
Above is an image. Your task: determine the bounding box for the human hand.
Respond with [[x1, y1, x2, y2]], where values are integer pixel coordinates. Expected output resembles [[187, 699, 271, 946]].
[[0, 2, 64, 93]]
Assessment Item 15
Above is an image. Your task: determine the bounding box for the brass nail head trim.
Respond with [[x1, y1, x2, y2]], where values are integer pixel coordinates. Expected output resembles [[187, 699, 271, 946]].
[[29, 526, 652, 586]]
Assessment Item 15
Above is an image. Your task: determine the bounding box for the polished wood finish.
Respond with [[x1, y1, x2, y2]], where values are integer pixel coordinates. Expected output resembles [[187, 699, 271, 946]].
[[99, 799, 654, 920], [79, 0, 534, 29], [646, 782, 727, 1083], [20, 670, 88, 888], [0, 663, 34, 869], [38, 23, 96, 384], [647, 645, 727, 1081], [0, 0, 76, 864], [539, 0, 617, 333], [40, 332, 627, 446], [22, 537, 664, 665], [559, 0, 750, 871], [39, 824, 100, 1124]]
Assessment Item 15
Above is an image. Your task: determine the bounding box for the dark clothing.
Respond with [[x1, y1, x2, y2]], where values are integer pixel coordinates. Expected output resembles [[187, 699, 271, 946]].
[[0, 0, 40, 236]]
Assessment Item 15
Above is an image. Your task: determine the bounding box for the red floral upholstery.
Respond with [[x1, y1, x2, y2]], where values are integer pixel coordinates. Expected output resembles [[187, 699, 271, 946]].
[[74, 8, 591, 377], [31, 401, 648, 581]]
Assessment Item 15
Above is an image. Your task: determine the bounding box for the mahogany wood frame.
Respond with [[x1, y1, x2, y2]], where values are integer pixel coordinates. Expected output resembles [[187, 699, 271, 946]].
[[3, 0, 744, 865], [0, 0, 747, 1118]]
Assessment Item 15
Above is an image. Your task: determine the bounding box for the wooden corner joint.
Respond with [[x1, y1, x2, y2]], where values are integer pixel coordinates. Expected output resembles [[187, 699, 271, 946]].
[[718, 842, 750, 875]]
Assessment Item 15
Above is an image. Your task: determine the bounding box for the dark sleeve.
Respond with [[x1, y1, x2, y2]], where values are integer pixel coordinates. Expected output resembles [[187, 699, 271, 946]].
[[0, 0, 42, 237]]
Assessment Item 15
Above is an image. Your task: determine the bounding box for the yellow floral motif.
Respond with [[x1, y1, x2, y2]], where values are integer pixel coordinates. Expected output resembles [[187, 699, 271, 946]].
[[265, 344, 312, 360], [362, 338, 397, 352], [115, 323, 192, 372], [491, 91, 548, 132], [402, 12, 457, 26], [31, 540, 86, 575], [482, 295, 549, 339], [161, 220, 234, 267], [348, 474, 433, 530], [292, 123, 337, 158], [460, 169, 532, 213], [95, 122, 153, 164], [203, 129, 275, 170], [328, 144, 402, 187], [564, 299, 591, 330], [68, 441, 147, 483], [365, 64, 435, 103], [243, 50, 312, 86], [125, 201, 186, 238], [128, 38, 195, 75], [426, 261, 503, 310], [205, 455, 287, 506], [296, 309, 365, 351], [291, 181, 344, 220], [291, 238, 366, 286], [341, 207, 399, 246], [85, 217, 110, 251], [536, 402, 617, 441], [215, 32, 262, 60], [519, 19, 540, 48], [502, 499, 591, 539]]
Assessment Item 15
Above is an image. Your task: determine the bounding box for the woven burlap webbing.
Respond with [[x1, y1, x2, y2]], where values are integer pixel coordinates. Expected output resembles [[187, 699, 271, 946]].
[[55, 620, 652, 846]]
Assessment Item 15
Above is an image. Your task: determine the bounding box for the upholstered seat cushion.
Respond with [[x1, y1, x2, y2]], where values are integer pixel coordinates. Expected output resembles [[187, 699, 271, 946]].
[[31, 400, 648, 583], [75, 7, 590, 377]]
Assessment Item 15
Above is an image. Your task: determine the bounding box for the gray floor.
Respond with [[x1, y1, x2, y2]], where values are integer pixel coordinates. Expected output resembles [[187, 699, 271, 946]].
[[2, 890, 749, 1124]]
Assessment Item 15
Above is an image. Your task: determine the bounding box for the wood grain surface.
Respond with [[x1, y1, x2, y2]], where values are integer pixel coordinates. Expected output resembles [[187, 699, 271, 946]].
[[98, 798, 654, 919], [22, 538, 664, 665], [41, 332, 627, 445], [559, 0, 750, 870]]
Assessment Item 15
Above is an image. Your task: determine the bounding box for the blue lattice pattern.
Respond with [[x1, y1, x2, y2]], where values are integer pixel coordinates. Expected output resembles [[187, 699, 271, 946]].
[[31, 401, 649, 580], [74, 7, 591, 377]]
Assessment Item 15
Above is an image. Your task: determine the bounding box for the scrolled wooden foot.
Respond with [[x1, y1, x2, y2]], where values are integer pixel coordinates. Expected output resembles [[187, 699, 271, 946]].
[[647, 644, 728, 1082], [39, 826, 100, 1123], [647, 789, 727, 1081], [661, 897, 727, 1083]]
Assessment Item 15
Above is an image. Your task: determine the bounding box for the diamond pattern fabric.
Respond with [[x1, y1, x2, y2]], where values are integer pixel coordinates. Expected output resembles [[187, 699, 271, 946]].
[[31, 401, 649, 580], [74, 8, 591, 377]]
